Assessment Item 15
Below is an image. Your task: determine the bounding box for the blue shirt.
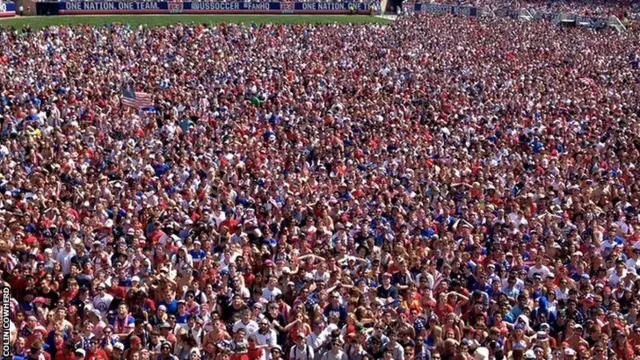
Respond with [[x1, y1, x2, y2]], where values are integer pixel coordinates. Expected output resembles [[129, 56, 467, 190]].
[[158, 299, 179, 315], [323, 304, 347, 323], [190, 249, 206, 262]]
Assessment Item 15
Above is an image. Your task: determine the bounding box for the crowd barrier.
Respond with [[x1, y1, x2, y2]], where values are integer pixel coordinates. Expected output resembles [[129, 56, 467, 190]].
[[0, 2, 16, 17]]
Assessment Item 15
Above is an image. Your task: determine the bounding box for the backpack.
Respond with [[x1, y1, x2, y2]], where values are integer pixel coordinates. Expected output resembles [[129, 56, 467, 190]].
[[293, 345, 312, 360]]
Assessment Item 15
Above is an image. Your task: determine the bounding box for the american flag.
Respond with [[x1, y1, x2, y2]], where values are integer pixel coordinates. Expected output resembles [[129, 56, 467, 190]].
[[2, 253, 17, 273], [122, 86, 153, 108]]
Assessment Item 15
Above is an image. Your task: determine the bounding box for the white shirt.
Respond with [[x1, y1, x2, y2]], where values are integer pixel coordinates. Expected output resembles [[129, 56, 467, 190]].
[[626, 257, 640, 272], [528, 265, 550, 280], [262, 287, 282, 302], [289, 344, 314, 360], [232, 320, 259, 337], [313, 270, 330, 283], [307, 331, 328, 353], [555, 287, 569, 301], [93, 293, 114, 316], [616, 220, 630, 234], [610, 270, 628, 287], [255, 329, 277, 360], [415, 273, 434, 289], [601, 239, 616, 253], [320, 350, 347, 360], [502, 278, 525, 292], [57, 249, 76, 275]]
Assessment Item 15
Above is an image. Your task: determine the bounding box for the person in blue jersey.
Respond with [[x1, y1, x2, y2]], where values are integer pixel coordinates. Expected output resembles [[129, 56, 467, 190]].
[[323, 291, 348, 326], [189, 241, 206, 269], [158, 289, 179, 316], [377, 273, 399, 307]]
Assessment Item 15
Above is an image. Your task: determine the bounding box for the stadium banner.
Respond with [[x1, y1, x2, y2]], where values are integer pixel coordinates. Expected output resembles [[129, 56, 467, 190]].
[[413, 3, 479, 17], [503, 8, 613, 29], [410, 4, 617, 30], [493, 8, 521, 19], [57, 1, 376, 14], [527, 9, 556, 21], [0, 2, 16, 17]]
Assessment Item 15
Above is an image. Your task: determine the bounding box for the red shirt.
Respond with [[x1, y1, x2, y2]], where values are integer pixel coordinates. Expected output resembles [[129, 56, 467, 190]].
[[86, 349, 108, 360], [53, 349, 75, 360], [108, 286, 126, 299], [246, 348, 263, 359]]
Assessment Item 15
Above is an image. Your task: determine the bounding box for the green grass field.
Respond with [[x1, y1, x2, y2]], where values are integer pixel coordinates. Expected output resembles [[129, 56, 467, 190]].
[[0, 14, 390, 29]]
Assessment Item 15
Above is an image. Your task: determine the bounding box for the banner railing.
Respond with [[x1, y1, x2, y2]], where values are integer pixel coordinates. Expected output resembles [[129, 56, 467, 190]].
[[607, 15, 627, 32], [33, 1, 380, 15], [0, 2, 16, 17], [407, 2, 626, 31]]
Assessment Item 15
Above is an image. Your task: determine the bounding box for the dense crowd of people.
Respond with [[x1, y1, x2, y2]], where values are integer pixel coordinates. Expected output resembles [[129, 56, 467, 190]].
[[1, 10, 640, 360]]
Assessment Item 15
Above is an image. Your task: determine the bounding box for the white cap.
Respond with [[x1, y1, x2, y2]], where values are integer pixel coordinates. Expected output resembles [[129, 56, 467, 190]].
[[565, 348, 576, 356], [474, 347, 489, 360]]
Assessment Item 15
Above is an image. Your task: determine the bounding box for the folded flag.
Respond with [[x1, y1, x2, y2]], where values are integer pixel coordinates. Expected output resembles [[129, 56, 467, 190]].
[[122, 86, 153, 108]]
